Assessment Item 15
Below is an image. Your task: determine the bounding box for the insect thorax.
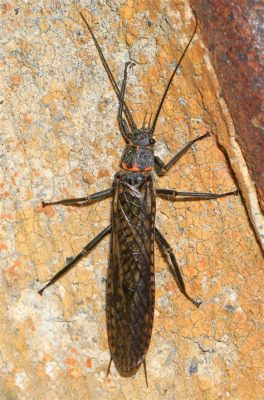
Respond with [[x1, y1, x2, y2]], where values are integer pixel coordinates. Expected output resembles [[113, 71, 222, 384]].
[[114, 169, 153, 186], [121, 144, 154, 172]]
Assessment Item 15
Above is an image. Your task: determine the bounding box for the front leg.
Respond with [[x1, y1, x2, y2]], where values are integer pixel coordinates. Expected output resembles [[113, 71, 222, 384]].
[[118, 62, 135, 141], [42, 188, 113, 207], [154, 131, 210, 176]]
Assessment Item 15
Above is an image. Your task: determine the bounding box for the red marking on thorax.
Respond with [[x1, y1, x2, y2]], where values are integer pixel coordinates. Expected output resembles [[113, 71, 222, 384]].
[[121, 162, 153, 172]]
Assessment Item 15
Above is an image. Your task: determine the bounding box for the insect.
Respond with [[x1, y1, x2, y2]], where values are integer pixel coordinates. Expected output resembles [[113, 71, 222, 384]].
[[38, 11, 238, 384]]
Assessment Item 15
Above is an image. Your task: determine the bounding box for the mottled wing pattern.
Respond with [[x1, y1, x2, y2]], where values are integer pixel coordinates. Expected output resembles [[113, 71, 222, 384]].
[[107, 173, 156, 376]]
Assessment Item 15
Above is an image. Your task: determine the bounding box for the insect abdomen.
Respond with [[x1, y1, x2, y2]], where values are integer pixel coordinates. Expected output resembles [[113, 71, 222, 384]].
[[106, 171, 156, 376]]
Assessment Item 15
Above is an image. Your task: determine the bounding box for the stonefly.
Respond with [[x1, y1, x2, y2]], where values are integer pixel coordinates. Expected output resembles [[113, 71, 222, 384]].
[[38, 11, 238, 385]]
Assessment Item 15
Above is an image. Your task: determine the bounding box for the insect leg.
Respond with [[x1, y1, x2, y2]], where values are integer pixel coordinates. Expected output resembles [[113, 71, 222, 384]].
[[156, 188, 239, 199], [154, 131, 210, 176], [118, 62, 135, 141], [38, 225, 111, 295], [155, 227, 201, 308], [42, 188, 113, 207]]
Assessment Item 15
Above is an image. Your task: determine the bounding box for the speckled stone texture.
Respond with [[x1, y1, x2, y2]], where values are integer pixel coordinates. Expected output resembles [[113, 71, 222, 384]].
[[1, 1, 263, 400]]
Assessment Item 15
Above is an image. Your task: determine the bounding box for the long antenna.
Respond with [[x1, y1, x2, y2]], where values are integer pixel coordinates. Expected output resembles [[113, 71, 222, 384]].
[[151, 10, 198, 133], [80, 12, 136, 130]]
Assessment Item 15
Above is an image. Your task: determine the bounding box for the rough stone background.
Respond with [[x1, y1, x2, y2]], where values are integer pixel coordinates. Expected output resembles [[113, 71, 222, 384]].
[[0, 1, 263, 400]]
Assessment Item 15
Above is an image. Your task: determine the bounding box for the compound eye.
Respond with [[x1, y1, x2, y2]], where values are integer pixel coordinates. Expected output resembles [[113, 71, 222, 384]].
[[150, 138, 156, 145]]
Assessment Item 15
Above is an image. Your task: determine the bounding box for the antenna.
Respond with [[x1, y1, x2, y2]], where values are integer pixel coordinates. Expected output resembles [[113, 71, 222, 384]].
[[80, 12, 136, 130], [151, 10, 198, 133]]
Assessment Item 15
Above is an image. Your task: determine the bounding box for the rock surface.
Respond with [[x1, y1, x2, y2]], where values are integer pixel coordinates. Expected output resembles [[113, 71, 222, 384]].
[[1, 1, 263, 399], [190, 0, 264, 212]]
